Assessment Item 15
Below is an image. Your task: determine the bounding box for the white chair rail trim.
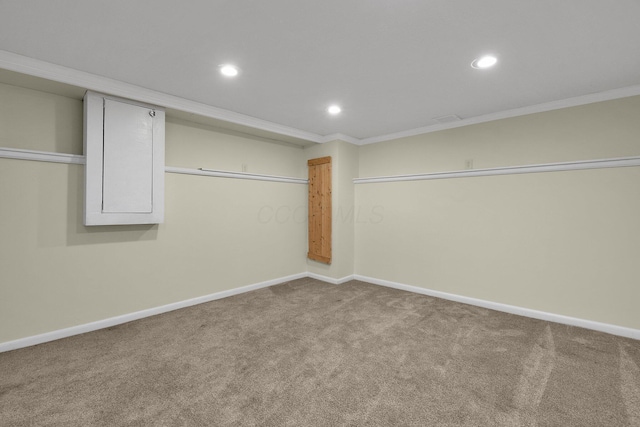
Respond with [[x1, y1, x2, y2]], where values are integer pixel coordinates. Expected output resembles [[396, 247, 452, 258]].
[[354, 156, 640, 184], [0, 147, 307, 184]]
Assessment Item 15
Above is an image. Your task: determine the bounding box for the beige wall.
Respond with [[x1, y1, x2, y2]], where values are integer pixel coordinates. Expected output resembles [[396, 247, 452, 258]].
[[303, 140, 359, 280], [0, 82, 83, 154], [359, 96, 640, 177], [0, 83, 307, 343], [355, 96, 640, 330], [166, 117, 306, 178], [2, 80, 640, 345]]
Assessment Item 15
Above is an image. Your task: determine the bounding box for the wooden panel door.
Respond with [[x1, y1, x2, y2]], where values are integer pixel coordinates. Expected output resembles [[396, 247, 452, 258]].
[[308, 156, 332, 264]]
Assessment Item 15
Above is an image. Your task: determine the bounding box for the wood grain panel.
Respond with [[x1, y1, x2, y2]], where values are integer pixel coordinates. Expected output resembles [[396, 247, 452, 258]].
[[308, 156, 332, 263]]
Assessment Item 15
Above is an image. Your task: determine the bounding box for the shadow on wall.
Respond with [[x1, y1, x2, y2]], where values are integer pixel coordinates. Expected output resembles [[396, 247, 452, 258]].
[[64, 166, 159, 246], [53, 94, 83, 155]]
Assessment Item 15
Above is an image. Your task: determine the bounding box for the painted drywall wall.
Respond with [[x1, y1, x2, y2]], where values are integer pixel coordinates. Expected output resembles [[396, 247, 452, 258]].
[[0, 82, 83, 154], [355, 96, 640, 330], [3, 78, 639, 344], [0, 84, 307, 344], [359, 95, 640, 176], [165, 117, 306, 177], [303, 140, 358, 280]]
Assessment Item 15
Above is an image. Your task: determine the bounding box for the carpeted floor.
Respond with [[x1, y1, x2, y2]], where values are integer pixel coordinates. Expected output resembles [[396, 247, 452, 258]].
[[1, 278, 639, 426]]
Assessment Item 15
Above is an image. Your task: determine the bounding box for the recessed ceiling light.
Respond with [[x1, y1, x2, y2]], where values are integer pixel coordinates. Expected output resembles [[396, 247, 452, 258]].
[[471, 55, 498, 69], [327, 105, 342, 115], [220, 64, 239, 77]]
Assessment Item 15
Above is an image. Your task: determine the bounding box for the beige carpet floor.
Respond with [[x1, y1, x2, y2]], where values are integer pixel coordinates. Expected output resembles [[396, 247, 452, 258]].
[[1, 278, 639, 426]]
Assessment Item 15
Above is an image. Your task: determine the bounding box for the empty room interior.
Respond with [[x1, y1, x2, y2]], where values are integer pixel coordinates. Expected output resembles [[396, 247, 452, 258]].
[[1, 2, 640, 426]]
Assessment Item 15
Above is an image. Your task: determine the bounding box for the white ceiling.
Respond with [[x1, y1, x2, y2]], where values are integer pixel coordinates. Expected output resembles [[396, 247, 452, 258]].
[[1, 1, 640, 145]]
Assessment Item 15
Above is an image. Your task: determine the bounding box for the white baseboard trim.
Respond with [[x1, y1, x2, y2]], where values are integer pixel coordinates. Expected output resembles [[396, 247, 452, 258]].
[[307, 272, 355, 285], [0, 272, 307, 353], [5, 272, 636, 353], [354, 275, 640, 340]]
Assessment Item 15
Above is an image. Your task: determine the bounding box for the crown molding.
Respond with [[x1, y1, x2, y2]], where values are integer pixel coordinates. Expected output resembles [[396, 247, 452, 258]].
[[3, 50, 640, 148], [318, 133, 361, 145], [0, 50, 324, 145], [357, 84, 640, 145]]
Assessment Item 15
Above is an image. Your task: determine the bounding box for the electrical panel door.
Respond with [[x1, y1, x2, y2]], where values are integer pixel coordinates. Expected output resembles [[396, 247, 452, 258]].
[[84, 91, 165, 225]]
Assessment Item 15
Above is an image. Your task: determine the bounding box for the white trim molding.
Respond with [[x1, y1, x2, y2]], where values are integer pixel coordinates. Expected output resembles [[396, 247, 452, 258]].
[[3, 271, 637, 353], [0, 147, 84, 165], [167, 167, 308, 184], [318, 133, 361, 145], [357, 84, 640, 146], [0, 50, 323, 145], [0, 147, 309, 184], [4, 50, 640, 148], [354, 156, 640, 184], [0, 273, 307, 353], [354, 275, 640, 340], [307, 272, 354, 285]]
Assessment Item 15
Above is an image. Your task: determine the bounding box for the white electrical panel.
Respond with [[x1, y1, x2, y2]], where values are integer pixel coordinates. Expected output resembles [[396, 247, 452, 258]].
[[84, 91, 165, 225]]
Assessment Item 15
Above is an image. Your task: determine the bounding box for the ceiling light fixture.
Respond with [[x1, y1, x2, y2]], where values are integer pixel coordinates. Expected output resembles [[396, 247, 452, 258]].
[[327, 105, 342, 115], [471, 55, 497, 69], [219, 64, 239, 77]]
